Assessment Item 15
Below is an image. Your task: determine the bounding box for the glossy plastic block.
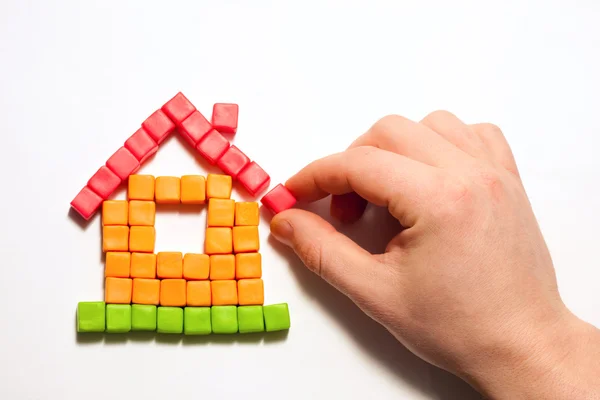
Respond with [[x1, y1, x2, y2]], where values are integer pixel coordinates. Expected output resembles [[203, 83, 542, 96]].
[[237, 278, 264, 305], [106, 304, 131, 333], [211, 103, 238, 134], [160, 279, 186, 307], [211, 306, 238, 334], [88, 166, 121, 199], [235, 252, 262, 279], [206, 174, 232, 199], [186, 281, 211, 307], [207, 198, 235, 227], [105, 277, 133, 304], [128, 201, 156, 226], [142, 109, 175, 144], [129, 226, 155, 253], [181, 175, 206, 204], [211, 280, 237, 306], [102, 200, 128, 226], [155, 176, 181, 204], [263, 303, 291, 332], [216, 145, 249, 179], [131, 304, 157, 331], [162, 92, 196, 125], [196, 130, 229, 165], [128, 175, 155, 201], [157, 306, 183, 334], [157, 252, 183, 279], [261, 184, 297, 214], [183, 253, 209, 280], [124, 127, 158, 163], [238, 306, 265, 333], [130, 252, 156, 278], [237, 162, 270, 197], [105, 251, 130, 278], [184, 307, 211, 335], [106, 147, 140, 181], [233, 226, 260, 253], [178, 110, 212, 146], [132, 278, 160, 305], [71, 186, 103, 220], [77, 301, 105, 332], [209, 255, 235, 280], [234, 202, 259, 226], [205, 227, 233, 255], [102, 226, 129, 252]]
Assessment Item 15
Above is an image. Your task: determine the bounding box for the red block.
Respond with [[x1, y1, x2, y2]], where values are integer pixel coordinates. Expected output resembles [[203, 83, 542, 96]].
[[88, 166, 121, 199], [124, 127, 158, 163], [237, 162, 270, 197], [142, 110, 175, 144], [106, 147, 140, 181], [216, 145, 250, 179], [71, 186, 103, 220], [179, 110, 212, 146], [261, 184, 297, 214], [195, 129, 230, 165], [212, 103, 239, 134], [162, 92, 196, 125]]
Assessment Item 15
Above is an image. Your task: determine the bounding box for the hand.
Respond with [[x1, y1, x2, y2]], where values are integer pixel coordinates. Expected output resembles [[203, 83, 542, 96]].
[[270, 112, 600, 399]]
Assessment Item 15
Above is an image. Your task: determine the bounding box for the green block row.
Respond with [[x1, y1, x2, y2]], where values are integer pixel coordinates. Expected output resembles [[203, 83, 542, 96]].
[[77, 302, 291, 334]]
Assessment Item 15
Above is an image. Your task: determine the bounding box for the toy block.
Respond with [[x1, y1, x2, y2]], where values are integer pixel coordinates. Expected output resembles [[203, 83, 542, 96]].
[[207, 198, 235, 227], [263, 303, 291, 332], [102, 200, 128, 226], [233, 226, 260, 253], [206, 174, 233, 199], [238, 306, 265, 334], [124, 127, 158, 163], [162, 92, 196, 126], [211, 280, 238, 306], [195, 129, 229, 165], [186, 281, 211, 306], [217, 145, 249, 179], [132, 278, 160, 305], [212, 103, 239, 134], [106, 304, 131, 333], [77, 301, 105, 332], [155, 176, 181, 204], [211, 306, 238, 334], [236, 252, 262, 279], [102, 226, 129, 252], [130, 252, 156, 278], [178, 110, 212, 146], [142, 109, 175, 144], [183, 253, 209, 280], [237, 162, 270, 197], [106, 147, 140, 181], [105, 277, 132, 304], [128, 175, 155, 201], [131, 304, 157, 331], [105, 252, 130, 278], [129, 226, 155, 253], [205, 227, 233, 254], [157, 252, 183, 279], [238, 278, 264, 305], [261, 184, 297, 215], [128, 200, 156, 226], [71, 186, 103, 220], [209, 255, 235, 280], [160, 279, 186, 307], [88, 166, 121, 199], [184, 307, 211, 335], [157, 306, 183, 334], [181, 175, 206, 204], [235, 202, 259, 226]]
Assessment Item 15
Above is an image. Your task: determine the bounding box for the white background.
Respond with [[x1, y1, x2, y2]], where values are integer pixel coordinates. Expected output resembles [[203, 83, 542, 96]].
[[0, 1, 599, 399]]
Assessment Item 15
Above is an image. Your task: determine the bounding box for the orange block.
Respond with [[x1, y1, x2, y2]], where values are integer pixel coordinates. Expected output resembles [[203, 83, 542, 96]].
[[236, 252, 262, 279], [102, 200, 128, 225], [187, 281, 211, 306], [211, 280, 238, 305], [103, 226, 129, 252], [205, 227, 232, 255], [209, 255, 235, 280], [129, 226, 155, 253], [183, 253, 209, 280], [206, 174, 232, 199], [160, 279, 186, 306], [105, 252, 130, 278], [157, 252, 183, 278], [238, 279, 264, 305], [105, 277, 132, 304], [181, 175, 206, 204], [232, 226, 259, 253], [128, 175, 155, 201], [155, 176, 181, 204], [132, 278, 160, 305], [235, 202, 259, 226], [207, 198, 235, 227], [128, 200, 156, 226], [130, 252, 156, 278]]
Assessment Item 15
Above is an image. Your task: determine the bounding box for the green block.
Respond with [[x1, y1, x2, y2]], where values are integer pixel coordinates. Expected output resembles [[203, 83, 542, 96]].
[[211, 306, 238, 334], [238, 306, 265, 333], [157, 307, 183, 334], [106, 304, 131, 333], [184, 307, 211, 335], [131, 305, 157, 331], [77, 301, 105, 332], [263, 303, 290, 332]]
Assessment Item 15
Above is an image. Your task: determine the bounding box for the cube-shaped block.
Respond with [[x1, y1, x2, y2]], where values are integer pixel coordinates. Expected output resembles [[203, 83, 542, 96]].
[[181, 175, 206, 204], [102, 200, 128, 226], [263, 303, 291, 332], [131, 252, 156, 278], [106, 304, 131, 333], [178, 110, 212, 146], [106, 147, 140, 181], [157, 252, 183, 279], [211, 306, 238, 334], [207, 198, 235, 227], [238, 306, 265, 334], [236, 252, 262, 279], [238, 279, 264, 305], [128, 201, 155, 226], [129, 226, 155, 253], [155, 176, 181, 204], [209, 255, 235, 280], [128, 175, 155, 201], [142, 109, 175, 144], [211, 280, 237, 306], [162, 92, 196, 125], [77, 301, 105, 332], [124, 127, 158, 164], [71, 186, 103, 220], [217, 145, 250, 179], [183, 253, 209, 280], [105, 251, 130, 278], [157, 306, 183, 334], [132, 278, 160, 305], [235, 202, 259, 226], [206, 174, 232, 199], [184, 307, 211, 335], [103, 226, 129, 252], [196, 129, 229, 165], [187, 281, 211, 307], [131, 304, 157, 331], [261, 184, 297, 214], [205, 227, 233, 255], [212, 103, 239, 134], [105, 277, 132, 304], [233, 226, 260, 253], [88, 166, 121, 199], [237, 162, 270, 197], [160, 279, 186, 307]]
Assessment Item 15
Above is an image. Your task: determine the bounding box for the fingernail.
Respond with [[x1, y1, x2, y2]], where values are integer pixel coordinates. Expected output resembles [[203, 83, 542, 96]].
[[270, 218, 294, 247]]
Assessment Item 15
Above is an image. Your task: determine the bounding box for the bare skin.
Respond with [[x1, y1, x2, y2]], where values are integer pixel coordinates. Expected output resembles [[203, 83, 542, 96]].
[[270, 111, 600, 399]]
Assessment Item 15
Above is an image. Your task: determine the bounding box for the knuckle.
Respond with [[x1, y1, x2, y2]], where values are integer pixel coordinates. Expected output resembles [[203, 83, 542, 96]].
[[372, 114, 410, 135], [423, 109, 454, 123], [431, 178, 474, 221], [478, 123, 504, 139]]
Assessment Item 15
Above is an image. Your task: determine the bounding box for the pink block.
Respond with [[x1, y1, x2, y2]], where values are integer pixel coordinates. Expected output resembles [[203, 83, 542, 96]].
[[106, 147, 140, 181], [261, 184, 297, 214], [212, 103, 239, 134], [216, 145, 250, 179], [124, 127, 158, 163], [87, 166, 121, 199], [195, 129, 230, 165], [179, 110, 212, 146], [162, 92, 196, 125], [142, 110, 175, 144], [71, 186, 103, 220], [237, 161, 270, 197]]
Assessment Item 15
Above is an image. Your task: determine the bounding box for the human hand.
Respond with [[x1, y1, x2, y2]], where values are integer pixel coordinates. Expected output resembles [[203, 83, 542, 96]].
[[270, 112, 600, 399]]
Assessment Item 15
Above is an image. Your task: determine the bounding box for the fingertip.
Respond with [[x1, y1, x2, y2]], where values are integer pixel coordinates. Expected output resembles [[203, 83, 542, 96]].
[[270, 212, 294, 247]]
